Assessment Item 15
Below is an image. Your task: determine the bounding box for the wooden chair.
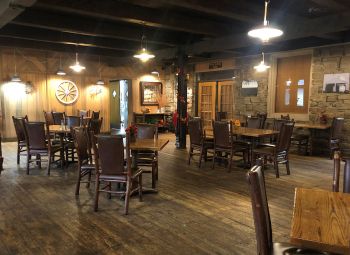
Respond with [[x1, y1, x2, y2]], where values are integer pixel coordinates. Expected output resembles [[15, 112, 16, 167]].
[[253, 122, 294, 178], [187, 117, 213, 168], [246, 164, 327, 255], [23, 122, 62, 175], [77, 109, 90, 118], [12, 115, 28, 164], [212, 120, 248, 171], [246, 116, 262, 129], [91, 110, 100, 120], [88, 117, 103, 135], [92, 134, 143, 215], [329, 117, 344, 159], [72, 127, 95, 195], [333, 150, 350, 193], [64, 116, 81, 164], [65, 116, 81, 127], [135, 123, 158, 188], [215, 112, 227, 121], [256, 112, 267, 129], [52, 111, 65, 125], [43, 111, 54, 126]]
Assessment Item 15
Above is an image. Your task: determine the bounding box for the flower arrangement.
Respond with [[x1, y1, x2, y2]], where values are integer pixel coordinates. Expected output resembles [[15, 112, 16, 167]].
[[126, 124, 138, 136], [234, 119, 241, 127]]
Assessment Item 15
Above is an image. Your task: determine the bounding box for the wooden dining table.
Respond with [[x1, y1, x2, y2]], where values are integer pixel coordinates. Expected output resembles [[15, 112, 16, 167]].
[[48, 124, 73, 167], [290, 187, 350, 254]]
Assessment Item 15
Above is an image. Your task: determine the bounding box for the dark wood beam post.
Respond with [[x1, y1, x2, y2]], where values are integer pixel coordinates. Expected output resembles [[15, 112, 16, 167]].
[[176, 50, 187, 149]]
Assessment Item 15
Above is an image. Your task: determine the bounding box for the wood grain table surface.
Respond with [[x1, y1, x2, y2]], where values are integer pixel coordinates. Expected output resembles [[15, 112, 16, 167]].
[[206, 127, 279, 138], [48, 125, 72, 133], [290, 187, 350, 254], [130, 139, 169, 151], [294, 122, 331, 129]]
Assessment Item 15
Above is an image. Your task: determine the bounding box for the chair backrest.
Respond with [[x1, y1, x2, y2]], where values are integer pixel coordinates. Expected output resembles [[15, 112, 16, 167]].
[[78, 109, 90, 117], [246, 165, 273, 255], [94, 134, 130, 176], [275, 122, 294, 153], [188, 118, 203, 146], [215, 112, 227, 121], [66, 116, 81, 128], [272, 119, 288, 132], [91, 110, 100, 120], [246, 116, 262, 129], [24, 122, 47, 150], [280, 114, 290, 120], [12, 115, 28, 142], [256, 113, 267, 129], [89, 118, 103, 135], [52, 111, 65, 125], [333, 151, 341, 192], [43, 111, 54, 126], [331, 117, 344, 140], [212, 120, 230, 148], [72, 127, 90, 163], [136, 123, 158, 139]]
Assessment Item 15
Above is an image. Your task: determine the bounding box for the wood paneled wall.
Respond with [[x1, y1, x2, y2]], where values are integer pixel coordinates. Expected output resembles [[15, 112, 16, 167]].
[[0, 47, 153, 139]]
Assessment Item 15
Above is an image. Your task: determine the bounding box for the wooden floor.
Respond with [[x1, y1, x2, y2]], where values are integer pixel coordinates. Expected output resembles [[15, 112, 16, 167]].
[[0, 133, 335, 255]]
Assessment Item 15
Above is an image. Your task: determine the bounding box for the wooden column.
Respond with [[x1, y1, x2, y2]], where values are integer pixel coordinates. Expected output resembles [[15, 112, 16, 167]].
[[176, 52, 187, 149]]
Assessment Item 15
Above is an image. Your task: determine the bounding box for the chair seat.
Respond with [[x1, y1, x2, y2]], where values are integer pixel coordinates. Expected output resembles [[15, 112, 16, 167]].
[[258, 143, 276, 148], [19, 141, 26, 146], [253, 146, 274, 155], [271, 242, 328, 255], [81, 163, 95, 170], [291, 134, 309, 141]]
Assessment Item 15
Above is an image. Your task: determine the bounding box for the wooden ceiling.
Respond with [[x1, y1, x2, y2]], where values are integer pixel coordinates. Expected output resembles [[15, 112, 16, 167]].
[[1, 0, 350, 64]]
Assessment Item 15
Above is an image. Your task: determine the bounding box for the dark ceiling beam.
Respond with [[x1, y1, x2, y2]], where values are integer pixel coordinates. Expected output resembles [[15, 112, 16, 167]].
[[35, 0, 229, 36], [11, 9, 187, 47], [309, 0, 348, 10], [0, 37, 131, 58], [0, 0, 36, 28], [0, 24, 145, 52]]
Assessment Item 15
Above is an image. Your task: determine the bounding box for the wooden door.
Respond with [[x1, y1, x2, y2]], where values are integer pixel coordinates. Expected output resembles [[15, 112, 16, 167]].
[[275, 55, 311, 113], [218, 80, 234, 120], [198, 82, 216, 129]]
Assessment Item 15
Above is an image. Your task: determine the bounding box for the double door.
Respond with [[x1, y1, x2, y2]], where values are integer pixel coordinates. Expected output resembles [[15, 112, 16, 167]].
[[198, 81, 234, 129]]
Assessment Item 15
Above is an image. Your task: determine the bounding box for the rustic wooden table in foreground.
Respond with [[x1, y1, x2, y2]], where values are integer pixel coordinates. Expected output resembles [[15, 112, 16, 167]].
[[290, 187, 350, 254]]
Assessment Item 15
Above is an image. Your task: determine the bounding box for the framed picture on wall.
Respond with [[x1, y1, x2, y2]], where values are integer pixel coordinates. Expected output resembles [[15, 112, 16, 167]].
[[140, 81, 163, 106], [323, 73, 350, 93]]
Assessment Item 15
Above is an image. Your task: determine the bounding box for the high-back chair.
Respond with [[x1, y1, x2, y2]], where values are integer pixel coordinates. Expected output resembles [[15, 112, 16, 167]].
[[333, 151, 350, 193], [23, 122, 62, 175], [88, 117, 103, 135], [91, 110, 100, 120], [77, 109, 90, 118], [65, 116, 81, 128], [52, 111, 65, 125], [188, 117, 213, 168], [92, 134, 143, 215], [330, 117, 344, 159], [72, 127, 95, 195], [257, 112, 267, 129], [12, 115, 28, 164], [135, 123, 159, 188], [246, 164, 326, 255], [246, 116, 262, 129], [253, 122, 294, 178], [43, 111, 54, 126], [212, 120, 248, 171], [215, 112, 228, 121]]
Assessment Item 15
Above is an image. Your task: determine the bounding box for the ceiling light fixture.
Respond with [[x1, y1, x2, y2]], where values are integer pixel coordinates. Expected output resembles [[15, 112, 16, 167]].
[[96, 56, 104, 85], [56, 53, 66, 76], [70, 52, 85, 72], [248, 0, 283, 43], [254, 52, 270, 72], [151, 70, 159, 77], [11, 48, 21, 82], [133, 34, 155, 62]]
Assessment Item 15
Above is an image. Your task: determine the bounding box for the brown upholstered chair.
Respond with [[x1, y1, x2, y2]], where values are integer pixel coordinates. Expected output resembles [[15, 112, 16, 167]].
[[215, 112, 228, 121], [246, 116, 263, 129], [64, 116, 81, 164], [187, 118, 213, 168], [253, 122, 294, 178], [212, 120, 248, 171], [88, 117, 103, 135], [135, 123, 158, 188], [72, 127, 95, 195], [23, 122, 62, 175], [256, 112, 267, 129], [52, 111, 65, 125], [43, 111, 54, 126], [91, 110, 100, 120], [77, 109, 90, 118], [329, 117, 344, 159], [246, 164, 327, 255], [12, 115, 28, 164], [92, 134, 143, 215], [65, 116, 81, 128]]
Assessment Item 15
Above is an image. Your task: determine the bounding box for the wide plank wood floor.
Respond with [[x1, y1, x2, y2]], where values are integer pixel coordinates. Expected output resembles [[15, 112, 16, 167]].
[[0, 133, 334, 255]]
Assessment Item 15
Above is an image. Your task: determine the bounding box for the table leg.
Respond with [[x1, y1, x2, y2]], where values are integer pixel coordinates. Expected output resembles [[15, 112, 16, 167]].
[[59, 133, 65, 168], [343, 159, 350, 193], [309, 129, 315, 156]]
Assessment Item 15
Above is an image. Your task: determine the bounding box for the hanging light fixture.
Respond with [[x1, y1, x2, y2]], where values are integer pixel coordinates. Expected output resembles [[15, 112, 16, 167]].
[[248, 0, 283, 43], [11, 48, 21, 82], [151, 70, 159, 77], [56, 53, 66, 76], [96, 56, 104, 85], [254, 52, 270, 72], [133, 34, 155, 62], [69, 52, 85, 72]]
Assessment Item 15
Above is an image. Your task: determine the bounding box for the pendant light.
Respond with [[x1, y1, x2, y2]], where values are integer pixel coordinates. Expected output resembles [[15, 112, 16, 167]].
[[133, 34, 155, 62], [254, 52, 270, 72], [248, 0, 283, 43], [96, 56, 104, 85], [69, 52, 85, 72], [11, 48, 21, 82], [56, 53, 66, 76]]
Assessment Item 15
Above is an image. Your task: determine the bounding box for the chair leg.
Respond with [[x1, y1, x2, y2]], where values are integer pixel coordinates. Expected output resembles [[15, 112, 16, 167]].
[[228, 152, 233, 172], [187, 146, 192, 165], [286, 160, 290, 175], [151, 162, 156, 189], [47, 153, 51, 176], [26, 153, 30, 175], [124, 179, 131, 215], [274, 158, 280, 178], [94, 177, 100, 212], [107, 182, 112, 199], [87, 170, 92, 188], [17, 144, 20, 164], [212, 150, 216, 169], [198, 147, 204, 168], [75, 169, 82, 196], [138, 175, 143, 202]]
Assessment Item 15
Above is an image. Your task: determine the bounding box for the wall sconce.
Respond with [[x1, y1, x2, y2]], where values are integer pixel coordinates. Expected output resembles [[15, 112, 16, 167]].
[[25, 81, 34, 94], [89, 85, 102, 96]]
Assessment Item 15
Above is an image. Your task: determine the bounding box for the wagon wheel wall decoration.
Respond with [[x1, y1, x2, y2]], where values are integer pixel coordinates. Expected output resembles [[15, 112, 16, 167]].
[[55, 80, 79, 105]]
